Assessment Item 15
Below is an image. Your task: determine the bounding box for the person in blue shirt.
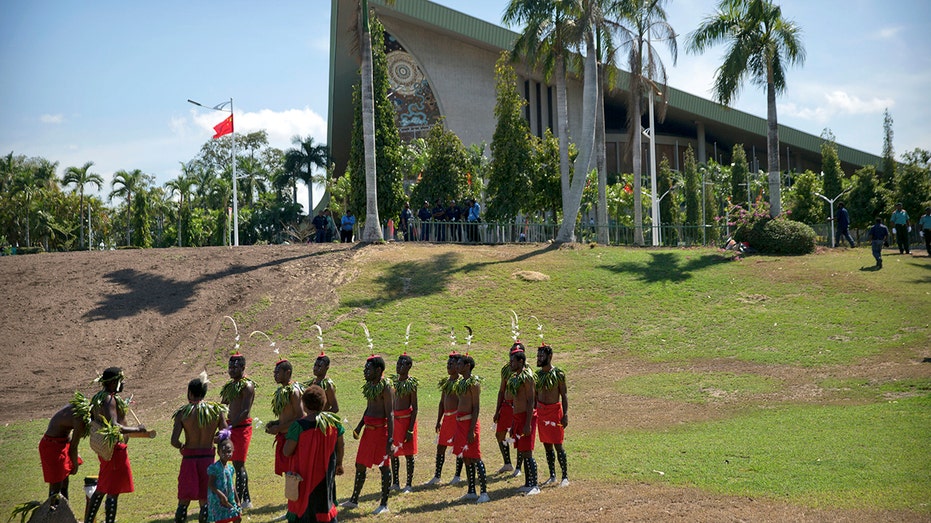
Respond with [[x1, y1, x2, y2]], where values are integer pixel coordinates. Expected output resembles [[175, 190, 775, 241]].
[[312, 211, 327, 244], [867, 218, 890, 268], [466, 199, 481, 243], [447, 199, 462, 242], [340, 210, 356, 243], [919, 207, 931, 256], [833, 202, 855, 248], [432, 199, 447, 242], [417, 201, 432, 241], [918, 207, 931, 256], [399, 202, 413, 241], [890, 203, 910, 254]]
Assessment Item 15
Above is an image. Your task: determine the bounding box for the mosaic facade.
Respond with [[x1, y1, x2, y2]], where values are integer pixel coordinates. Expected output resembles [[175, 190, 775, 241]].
[[385, 32, 441, 141]]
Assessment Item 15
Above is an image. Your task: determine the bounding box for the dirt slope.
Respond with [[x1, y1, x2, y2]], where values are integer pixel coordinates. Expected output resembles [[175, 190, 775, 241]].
[[0, 244, 356, 423]]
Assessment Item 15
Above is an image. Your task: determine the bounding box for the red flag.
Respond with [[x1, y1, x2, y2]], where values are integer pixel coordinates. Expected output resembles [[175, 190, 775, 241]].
[[212, 115, 233, 139]]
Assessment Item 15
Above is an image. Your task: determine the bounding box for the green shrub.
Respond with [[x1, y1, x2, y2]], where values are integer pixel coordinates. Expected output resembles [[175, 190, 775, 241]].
[[16, 246, 45, 255], [756, 219, 817, 255], [730, 199, 816, 255]]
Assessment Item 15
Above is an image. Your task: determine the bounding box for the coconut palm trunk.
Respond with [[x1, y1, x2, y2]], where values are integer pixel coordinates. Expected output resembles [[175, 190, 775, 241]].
[[631, 76, 644, 245], [556, 27, 598, 243], [555, 55, 570, 213], [359, 0, 383, 242], [766, 68, 781, 216], [596, 62, 608, 244]]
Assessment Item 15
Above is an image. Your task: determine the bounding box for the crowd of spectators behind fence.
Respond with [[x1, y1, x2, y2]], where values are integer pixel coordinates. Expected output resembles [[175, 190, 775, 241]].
[[310, 199, 483, 244]]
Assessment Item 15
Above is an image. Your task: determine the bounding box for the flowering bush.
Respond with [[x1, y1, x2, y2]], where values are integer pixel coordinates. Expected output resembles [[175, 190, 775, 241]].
[[728, 198, 816, 255]]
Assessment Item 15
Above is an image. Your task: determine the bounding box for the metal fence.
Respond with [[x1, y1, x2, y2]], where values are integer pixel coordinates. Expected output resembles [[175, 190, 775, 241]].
[[366, 219, 926, 249], [380, 219, 728, 247]]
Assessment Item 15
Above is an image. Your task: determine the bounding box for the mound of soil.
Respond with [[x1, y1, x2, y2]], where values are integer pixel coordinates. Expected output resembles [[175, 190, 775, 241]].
[[0, 244, 356, 422]]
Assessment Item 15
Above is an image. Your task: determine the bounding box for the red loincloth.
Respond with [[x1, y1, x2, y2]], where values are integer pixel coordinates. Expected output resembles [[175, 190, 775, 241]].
[[229, 418, 252, 462], [97, 442, 134, 495], [356, 416, 390, 468], [39, 435, 80, 484], [392, 407, 417, 457], [536, 402, 564, 444], [177, 447, 215, 501], [495, 400, 514, 433], [275, 433, 288, 476], [511, 411, 537, 452], [437, 410, 457, 447], [453, 415, 481, 459]]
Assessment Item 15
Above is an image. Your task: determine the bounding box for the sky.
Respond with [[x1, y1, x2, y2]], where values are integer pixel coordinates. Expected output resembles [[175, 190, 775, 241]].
[[1, 0, 929, 211]]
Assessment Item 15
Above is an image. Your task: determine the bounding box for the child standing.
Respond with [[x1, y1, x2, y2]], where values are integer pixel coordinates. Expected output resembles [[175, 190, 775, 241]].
[[207, 437, 242, 523]]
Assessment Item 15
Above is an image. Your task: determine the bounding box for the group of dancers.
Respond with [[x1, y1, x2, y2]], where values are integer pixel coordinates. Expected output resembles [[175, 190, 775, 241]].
[[38, 338, 570, 522]]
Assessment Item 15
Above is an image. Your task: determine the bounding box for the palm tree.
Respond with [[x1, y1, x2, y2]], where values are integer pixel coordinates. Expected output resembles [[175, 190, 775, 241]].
[[236, 156, 268, 206], [555, 0, 601, 243], [504, 0, 579, 216], [62, 161, 104, 249], [354, 0, 396, 242], [110, 169, 149, 246], [687, 0, 805, 217], [165, 166, 196, 246], [11, 158, 59, 247], [284, 135, 328, 216], [610, 0, 677, 245], [191, 163, 218, 206]]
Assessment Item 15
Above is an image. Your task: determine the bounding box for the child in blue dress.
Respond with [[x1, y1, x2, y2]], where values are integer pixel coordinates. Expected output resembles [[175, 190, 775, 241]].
[[207, 436, 242, 523]]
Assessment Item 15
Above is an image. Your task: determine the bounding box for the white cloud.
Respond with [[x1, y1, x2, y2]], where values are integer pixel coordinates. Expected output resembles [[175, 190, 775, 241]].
[[169, 115, 190, 138], [874, 26, 903, 40], [40, 114, 63, 124], [824, 91, 893, 115], [190, 107, 326, 151], [780, 90, 893, 123]]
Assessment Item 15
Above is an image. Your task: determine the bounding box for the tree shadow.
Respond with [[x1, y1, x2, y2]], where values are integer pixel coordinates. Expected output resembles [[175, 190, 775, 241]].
[[342, 252, 461, 309], [599, 251, 731, 283], [458, 243, 560, 274], [342, 244, 558, 310], [83, 250, 336, 321], [905, 259, 931, 283]]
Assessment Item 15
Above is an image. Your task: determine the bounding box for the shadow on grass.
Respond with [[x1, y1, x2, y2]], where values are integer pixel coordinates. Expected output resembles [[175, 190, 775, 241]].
[[337, 472, 520, 519], [599, 251, 731, 283], [905, 258, 931, 283], [458, 243, 559, 273], [342, 244, 558, 309], [84, 249, 342, 321]]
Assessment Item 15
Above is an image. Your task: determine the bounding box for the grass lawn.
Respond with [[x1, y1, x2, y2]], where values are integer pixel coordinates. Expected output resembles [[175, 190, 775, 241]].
[[2, 244, 929, 521]]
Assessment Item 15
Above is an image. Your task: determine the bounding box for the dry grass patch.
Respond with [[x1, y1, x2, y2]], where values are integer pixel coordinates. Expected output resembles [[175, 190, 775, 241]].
[[512, 270, 550, 281]]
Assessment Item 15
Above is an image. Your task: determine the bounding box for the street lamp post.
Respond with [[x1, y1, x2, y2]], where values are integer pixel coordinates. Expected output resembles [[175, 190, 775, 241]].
[[643, 31, 661, 247], [815, 188, 850, 248], [188, 98, 238, 246], [656, 185, 676, 246], [701, 168, 715, 246]]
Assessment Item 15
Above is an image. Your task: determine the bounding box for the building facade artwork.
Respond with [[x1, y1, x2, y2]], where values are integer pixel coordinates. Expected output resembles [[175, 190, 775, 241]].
[[384, 32, 443, 141]]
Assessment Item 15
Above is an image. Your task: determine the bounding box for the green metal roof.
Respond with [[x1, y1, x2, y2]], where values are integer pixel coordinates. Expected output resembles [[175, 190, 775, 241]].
[[331, 0, 882, 172]]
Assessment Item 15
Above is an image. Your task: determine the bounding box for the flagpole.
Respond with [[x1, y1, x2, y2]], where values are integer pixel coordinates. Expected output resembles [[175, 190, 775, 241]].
[[230, 97, 238, 246], [187, 97, 238, 246]]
